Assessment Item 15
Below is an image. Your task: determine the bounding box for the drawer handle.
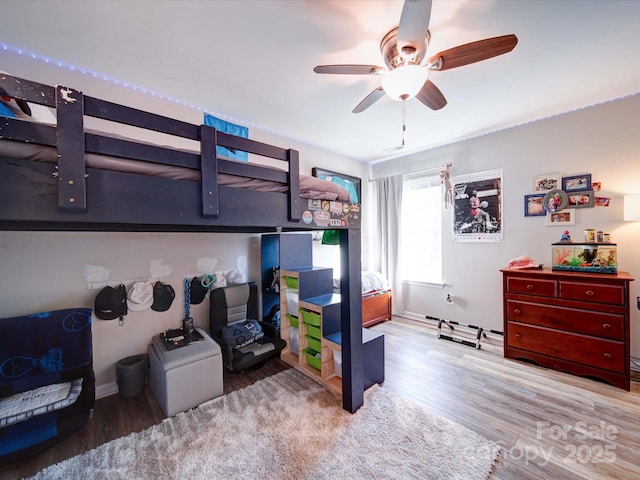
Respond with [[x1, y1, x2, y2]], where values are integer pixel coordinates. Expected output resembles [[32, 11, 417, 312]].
[[585, 290, 595, 296], [513, 309, 521, 315], [515, 333, 521, 339], [603, 353, 612, 360], [602, 323, 611, 329], [526, 284, 534, 290]]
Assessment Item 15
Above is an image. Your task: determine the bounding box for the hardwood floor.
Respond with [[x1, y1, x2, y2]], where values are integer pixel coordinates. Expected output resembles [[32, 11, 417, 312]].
[[374, 317, 640, 480], [2, 316, 639, 479]]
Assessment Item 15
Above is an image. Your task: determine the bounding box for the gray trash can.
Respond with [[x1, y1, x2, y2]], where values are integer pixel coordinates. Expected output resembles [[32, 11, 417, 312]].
[[116, 354, 148, 398]]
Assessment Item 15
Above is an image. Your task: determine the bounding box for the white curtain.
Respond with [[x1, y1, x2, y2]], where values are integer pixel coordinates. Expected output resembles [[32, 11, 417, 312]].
[[370, 175, 404, 314]]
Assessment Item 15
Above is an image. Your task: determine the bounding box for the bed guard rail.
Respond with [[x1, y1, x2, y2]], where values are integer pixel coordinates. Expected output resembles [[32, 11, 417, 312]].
[[0, 73, 301, 222]]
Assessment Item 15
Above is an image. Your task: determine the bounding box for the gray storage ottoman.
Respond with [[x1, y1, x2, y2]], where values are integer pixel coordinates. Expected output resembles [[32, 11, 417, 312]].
[[148, 328, 223, 417]]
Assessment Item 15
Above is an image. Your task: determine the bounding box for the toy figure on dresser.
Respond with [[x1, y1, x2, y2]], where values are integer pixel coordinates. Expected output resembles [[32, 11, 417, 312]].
[[559, 230, 571, 242]]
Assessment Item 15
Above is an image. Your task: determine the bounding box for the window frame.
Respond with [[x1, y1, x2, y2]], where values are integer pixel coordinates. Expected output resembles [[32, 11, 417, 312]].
[[399, 173, 443, 286]]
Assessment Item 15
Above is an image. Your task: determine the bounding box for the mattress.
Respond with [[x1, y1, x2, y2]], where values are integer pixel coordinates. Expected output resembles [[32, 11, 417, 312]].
[[0, 137, 354, 202], [333, 271, 390, 295]]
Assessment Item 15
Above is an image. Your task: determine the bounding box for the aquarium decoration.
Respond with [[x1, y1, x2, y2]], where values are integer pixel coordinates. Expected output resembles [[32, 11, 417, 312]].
[[551, 243, 617, 274]]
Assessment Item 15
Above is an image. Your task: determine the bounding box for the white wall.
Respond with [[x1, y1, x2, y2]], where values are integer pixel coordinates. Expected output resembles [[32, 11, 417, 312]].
[[0, 50, 368, 395], [0, 231, 260, 394], [371, 93, 640, 358], [312, 238, 341, 279]]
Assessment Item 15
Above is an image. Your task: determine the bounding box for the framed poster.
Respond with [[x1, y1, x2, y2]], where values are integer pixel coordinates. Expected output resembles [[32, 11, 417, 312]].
[[312, 168, 361, 204], [453, 169, 503, 242]]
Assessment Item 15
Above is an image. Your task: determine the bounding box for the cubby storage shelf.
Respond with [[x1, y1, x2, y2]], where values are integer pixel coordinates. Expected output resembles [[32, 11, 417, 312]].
[[277, 263, 387, 398]]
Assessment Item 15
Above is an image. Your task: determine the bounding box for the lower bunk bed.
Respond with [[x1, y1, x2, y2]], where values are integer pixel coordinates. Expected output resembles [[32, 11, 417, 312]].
[[361, 271, 392, 327], [334, 271, 392, 327], [362, 289, 392, 328], [0, 72, 369, 439]]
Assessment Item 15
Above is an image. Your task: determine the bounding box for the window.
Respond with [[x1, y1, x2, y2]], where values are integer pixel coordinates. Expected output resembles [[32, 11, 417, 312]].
[[399, 174, 442, 285]]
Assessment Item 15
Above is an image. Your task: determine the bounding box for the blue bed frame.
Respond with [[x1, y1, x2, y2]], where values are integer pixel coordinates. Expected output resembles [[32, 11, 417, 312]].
[[0, 73, 366, 414]]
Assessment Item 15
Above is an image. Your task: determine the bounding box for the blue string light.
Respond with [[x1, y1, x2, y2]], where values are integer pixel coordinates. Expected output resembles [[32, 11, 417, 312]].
[[2, 42, 217, 115], [0, 41, 357, 159]]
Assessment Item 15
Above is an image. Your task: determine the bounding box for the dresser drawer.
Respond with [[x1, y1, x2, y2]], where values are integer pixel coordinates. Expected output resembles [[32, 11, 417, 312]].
[[507, 322, 624, 372], [505, 300, 624, 340], [506, 277, 556, 297], [559, 281, 625, 305]]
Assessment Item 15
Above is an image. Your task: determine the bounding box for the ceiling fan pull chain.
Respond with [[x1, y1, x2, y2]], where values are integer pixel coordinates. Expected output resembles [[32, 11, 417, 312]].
[[402, 99, 406, 147]]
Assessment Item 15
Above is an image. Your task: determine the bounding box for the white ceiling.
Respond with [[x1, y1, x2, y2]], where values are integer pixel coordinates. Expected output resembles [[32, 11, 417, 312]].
[[2, 0, 640, 164]]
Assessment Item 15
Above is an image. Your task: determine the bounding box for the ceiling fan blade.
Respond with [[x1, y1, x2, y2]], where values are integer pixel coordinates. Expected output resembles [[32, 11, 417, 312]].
[[314, 64, 385, 75], [352, 87, 385, 113], [415, 80, 447, 110], [429, 34, 518, 71], [397, 0, 432, 60]]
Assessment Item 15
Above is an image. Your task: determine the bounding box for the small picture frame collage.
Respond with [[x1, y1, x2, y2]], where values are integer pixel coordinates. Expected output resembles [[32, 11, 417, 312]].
[[525, 173, 610, 225]]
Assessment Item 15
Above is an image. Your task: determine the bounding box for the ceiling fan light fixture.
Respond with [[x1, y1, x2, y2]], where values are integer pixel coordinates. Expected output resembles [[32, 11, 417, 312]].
[[381, 65, 428, 101]]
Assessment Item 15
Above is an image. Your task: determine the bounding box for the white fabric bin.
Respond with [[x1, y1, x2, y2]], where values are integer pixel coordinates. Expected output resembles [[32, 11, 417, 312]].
[[289, 326, 299, 354], [285, 289, 299, 315], [333, 349, 342, 378]]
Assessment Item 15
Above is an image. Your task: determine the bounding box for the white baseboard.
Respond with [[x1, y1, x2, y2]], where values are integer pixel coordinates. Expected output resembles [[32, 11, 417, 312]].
[[96, 381, 118, 400], [399, 311, 428, 322]]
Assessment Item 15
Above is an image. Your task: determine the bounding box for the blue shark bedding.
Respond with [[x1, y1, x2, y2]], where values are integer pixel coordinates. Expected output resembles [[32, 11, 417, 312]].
[[0, 308, 92, 396], [0, 308, 94, 463]]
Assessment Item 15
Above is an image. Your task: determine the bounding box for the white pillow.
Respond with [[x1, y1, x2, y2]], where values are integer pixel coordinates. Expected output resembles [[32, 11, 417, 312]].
[[361, 271, 390, 294]]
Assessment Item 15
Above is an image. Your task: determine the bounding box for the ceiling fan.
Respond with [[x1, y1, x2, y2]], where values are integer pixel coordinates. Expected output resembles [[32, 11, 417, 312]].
[[313, 0, 518, 113]]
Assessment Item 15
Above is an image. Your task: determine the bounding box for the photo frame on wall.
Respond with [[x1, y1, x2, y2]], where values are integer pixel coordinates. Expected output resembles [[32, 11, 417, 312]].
[[543, 189, 568, 213], [533, 173, 562, 192], [524, 194, 546, 217], [567, 191, 595, 208], [312, 167, 361, 204], [562, 174, 592, 192], [545, 208, 576, 226]]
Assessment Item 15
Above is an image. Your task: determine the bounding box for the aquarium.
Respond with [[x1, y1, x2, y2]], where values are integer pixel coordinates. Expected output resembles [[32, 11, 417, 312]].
[[551, 243, 617, 274]]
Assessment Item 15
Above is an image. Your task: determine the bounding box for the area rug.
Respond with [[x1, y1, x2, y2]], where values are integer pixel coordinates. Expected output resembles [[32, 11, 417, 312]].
[[30, 369, 499, 480]]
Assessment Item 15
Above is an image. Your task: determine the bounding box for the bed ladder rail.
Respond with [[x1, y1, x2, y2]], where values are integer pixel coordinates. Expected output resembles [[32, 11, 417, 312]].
[[200, 125, 219, 218], [287, 148, 301, 222], [56, 85, 87, 213]]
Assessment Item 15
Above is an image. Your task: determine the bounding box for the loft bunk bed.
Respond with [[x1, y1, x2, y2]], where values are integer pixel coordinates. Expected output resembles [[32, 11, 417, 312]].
[[0, 73, 367, 414]]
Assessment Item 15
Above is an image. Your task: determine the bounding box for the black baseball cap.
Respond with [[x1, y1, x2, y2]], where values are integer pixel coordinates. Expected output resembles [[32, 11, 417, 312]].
[[190, 277, 208, 304], [151, 282, 176, 312], [94, 284, 127, 320]]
